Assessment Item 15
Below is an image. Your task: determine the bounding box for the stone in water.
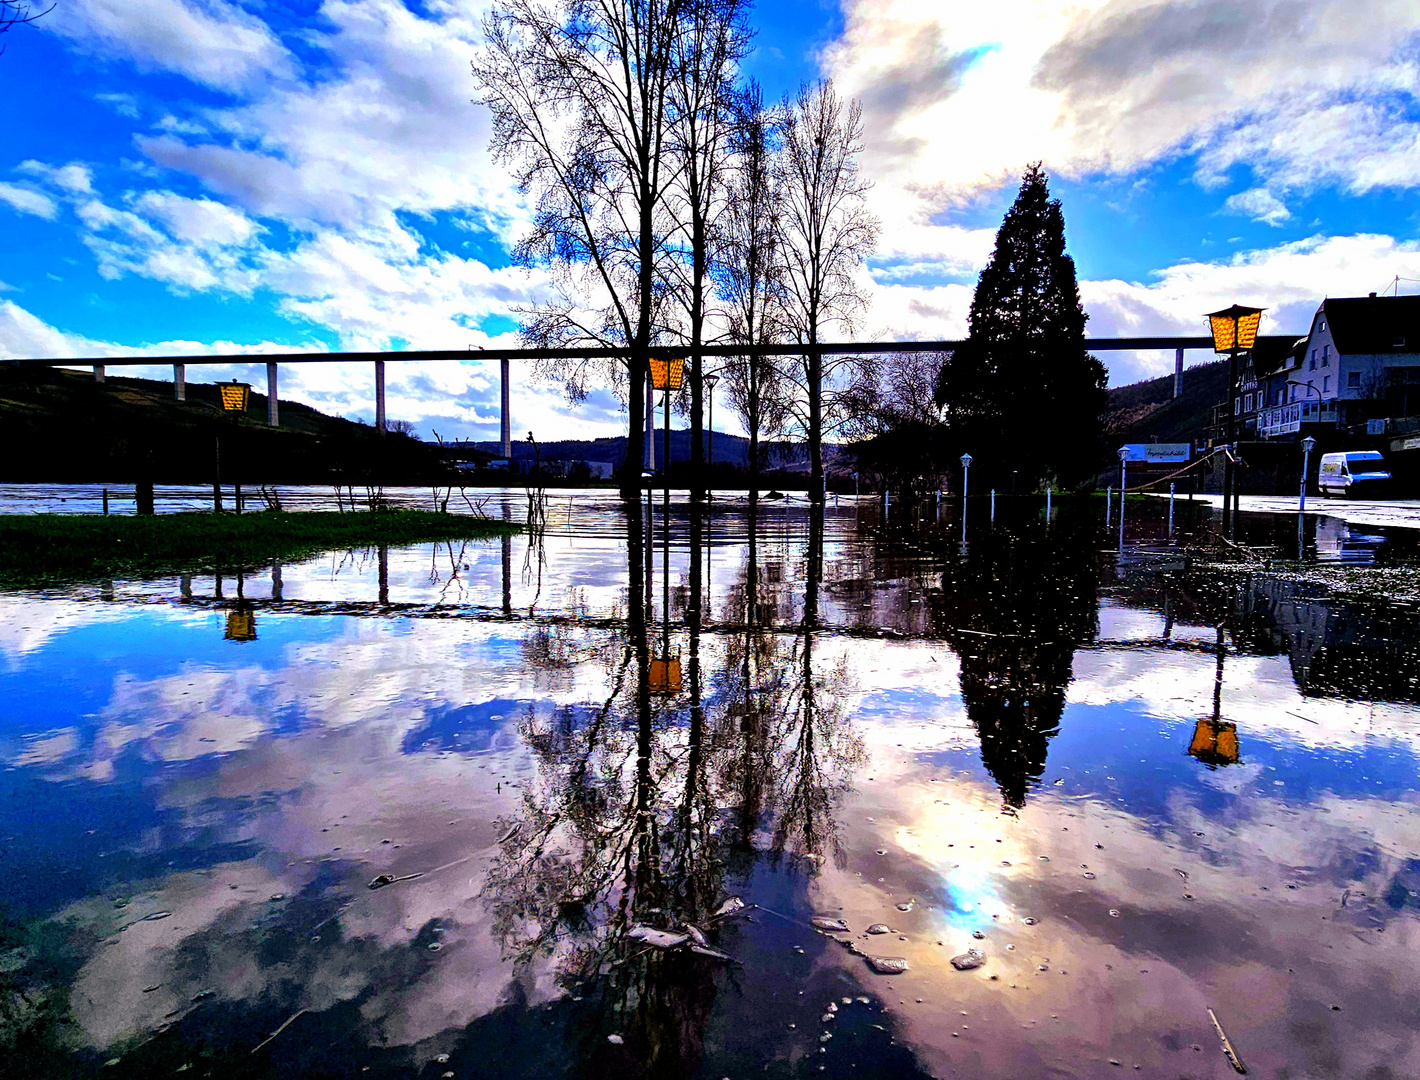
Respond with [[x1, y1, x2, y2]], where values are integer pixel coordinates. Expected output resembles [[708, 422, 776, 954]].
[[950, 949, 985, 971], [865, 955, 909, 974]]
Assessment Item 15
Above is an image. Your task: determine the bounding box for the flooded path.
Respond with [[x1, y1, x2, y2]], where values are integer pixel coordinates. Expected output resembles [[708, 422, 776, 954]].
[[0, 491, 1417, 1078]]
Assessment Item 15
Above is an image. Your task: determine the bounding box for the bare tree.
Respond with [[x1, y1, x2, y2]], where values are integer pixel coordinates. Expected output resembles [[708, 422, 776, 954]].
[[472, 0, 683, 497], [1, 0, 51, 48], [718, 85, 789, 499], [665, 0, 748, 500], [775, 80, 879, 499]]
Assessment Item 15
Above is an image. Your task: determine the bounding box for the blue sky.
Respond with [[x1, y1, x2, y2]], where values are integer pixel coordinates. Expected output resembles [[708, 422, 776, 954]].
[[1, 0, 1418, 440]]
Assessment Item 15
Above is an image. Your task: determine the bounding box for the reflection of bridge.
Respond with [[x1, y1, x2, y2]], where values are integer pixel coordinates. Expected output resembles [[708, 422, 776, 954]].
[[10, 335, 1296, 457], [88, 587, 1241, 656]]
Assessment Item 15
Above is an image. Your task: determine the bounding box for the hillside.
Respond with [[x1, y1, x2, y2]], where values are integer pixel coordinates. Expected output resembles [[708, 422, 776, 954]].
[[1106, 358, 1228, 445], [0, 365, 446, 484]]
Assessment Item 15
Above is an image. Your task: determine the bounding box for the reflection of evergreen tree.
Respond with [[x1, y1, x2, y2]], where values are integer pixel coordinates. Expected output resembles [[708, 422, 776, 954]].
[[935, 503, 1101, 808]]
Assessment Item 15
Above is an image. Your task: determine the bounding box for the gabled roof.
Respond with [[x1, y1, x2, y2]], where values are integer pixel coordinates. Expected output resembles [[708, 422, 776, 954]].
[[1321, 295, 1420, 355], [1249, 335, 1299, 378]]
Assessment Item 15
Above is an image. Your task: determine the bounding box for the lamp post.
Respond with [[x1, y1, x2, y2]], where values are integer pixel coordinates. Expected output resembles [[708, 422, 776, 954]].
[[705, 372, 720, 500], [216, 380, 251, 512], [959, 453, 972, 544], [1299, 435, 1317, 513], [1117, 445, 1130, 551], [649, 357, 684, 693], [1206, 304, 1265, 538]]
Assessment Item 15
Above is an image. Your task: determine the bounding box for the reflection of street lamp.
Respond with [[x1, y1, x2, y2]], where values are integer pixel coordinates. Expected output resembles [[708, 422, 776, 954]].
[[1299, 435, 1317, 513], [705, 371, 720, 498], [648, 357, 684, 695], [1207, 304, 1265, 538], [216, 380, 251, 513], [1190, 625, 1239, 766]]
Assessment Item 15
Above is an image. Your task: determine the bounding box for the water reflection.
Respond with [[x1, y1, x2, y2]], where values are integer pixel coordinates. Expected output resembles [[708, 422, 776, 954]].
[[0, 493, 1417, 1078]]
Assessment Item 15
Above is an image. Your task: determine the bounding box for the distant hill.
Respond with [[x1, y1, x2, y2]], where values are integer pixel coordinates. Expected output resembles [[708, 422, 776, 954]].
[[1105, 358, 1228, 445], [0, 365, 446, 484], [467, 430, 808, 470]]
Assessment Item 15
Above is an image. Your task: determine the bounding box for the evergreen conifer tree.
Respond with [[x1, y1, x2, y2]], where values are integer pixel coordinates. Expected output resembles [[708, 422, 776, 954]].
[[936, 163, 1106, 489]]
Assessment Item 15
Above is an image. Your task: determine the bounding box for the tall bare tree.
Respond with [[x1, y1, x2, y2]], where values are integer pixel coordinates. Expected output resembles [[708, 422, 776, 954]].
[[775, 80, 879, 500], [472, 0, 683, 496], [718, 84, 788, 500], [665, 0, 748, 500]]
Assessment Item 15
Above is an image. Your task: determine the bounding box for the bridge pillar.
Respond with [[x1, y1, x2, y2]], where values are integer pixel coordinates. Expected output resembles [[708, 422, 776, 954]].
[[174, 363, 186, 401], [1174, 347, 1184, 398], [500, 357, 511, 458], [93, 363, 104, 383], [375, 359, 386, 434], [266, 362, 279, 426]]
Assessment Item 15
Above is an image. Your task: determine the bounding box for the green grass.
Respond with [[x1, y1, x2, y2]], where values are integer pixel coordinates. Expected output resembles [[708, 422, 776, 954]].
[[0, 510, 520, 585]]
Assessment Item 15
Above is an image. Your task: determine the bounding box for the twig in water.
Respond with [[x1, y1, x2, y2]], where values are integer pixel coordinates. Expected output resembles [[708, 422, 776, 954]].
[[1208, 1007, 1247, 1074], [251, 1008, 309, 1055]]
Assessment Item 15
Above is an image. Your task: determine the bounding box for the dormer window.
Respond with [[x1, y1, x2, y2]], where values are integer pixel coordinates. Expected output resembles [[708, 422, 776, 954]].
[[1319, 319, 1326, 332]]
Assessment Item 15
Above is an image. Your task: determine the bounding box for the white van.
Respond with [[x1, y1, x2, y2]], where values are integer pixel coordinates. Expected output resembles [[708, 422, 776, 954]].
[[1317, 451, 1391, 499]]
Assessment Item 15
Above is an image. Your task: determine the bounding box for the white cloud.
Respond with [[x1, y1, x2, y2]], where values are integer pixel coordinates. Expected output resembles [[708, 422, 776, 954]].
[[1222, 186, 1290, 226], [47, 0, 295, 91], [824, 0, 1420, 270], [0, 182, 58, 220]]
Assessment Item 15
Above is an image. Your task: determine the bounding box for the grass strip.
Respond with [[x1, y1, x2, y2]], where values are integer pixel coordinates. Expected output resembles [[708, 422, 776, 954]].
[[0, 510, 520, 585]]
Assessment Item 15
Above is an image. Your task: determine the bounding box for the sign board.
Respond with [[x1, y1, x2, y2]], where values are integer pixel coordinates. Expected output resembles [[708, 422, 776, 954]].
[[1120, 443, 1191, 464], [1367, 418, 1389, 435]]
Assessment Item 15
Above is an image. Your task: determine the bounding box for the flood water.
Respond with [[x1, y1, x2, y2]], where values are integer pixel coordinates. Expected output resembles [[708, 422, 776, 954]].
[[2, 490, 1418, 1079]]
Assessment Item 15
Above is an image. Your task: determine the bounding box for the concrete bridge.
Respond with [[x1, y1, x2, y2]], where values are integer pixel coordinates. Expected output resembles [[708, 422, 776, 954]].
[[13, 335, 1296, 459]]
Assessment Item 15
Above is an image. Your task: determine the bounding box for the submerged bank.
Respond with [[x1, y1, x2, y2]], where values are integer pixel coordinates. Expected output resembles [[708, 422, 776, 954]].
[[0, 510, 520, 585]]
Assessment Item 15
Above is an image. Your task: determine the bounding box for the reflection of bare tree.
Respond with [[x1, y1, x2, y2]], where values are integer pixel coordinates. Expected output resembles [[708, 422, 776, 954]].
[[934, 502, 1100, 809], [485, 497, 729, 1077], [770, 503, 864, 864]]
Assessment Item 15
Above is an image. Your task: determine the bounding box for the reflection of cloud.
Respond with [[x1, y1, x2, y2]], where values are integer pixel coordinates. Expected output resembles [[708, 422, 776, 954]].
[[0, 596, 139, 663]]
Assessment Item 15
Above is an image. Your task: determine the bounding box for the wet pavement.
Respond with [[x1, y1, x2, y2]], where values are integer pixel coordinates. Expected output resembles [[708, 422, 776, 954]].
[[0, 489, 1417, 1078]]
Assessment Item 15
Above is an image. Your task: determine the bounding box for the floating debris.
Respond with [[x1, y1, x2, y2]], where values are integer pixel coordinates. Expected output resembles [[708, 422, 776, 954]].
[[895, 901, 915, 912], [950, 949, 985, 971], [856, 996, 870, 1004], [685, 924, 709, 947], [627, 925, 690, 950], [825, 1002, 838, 1013], [1022, 917, 1039, 926], [367, 872, 422, 890], [1083, 872, 1097, 880], [821, 1013, 836, 1023], [191, 990, 215, 1003], [866, 924, 892, 935], [1109, 909, 1121, 918], [689, 944, 734, 962], [606, 1034, 624, 1045], [865, 955, 909, 974], [714, 897, 747, 919], [875, 849, 888, 856], [143, 911, 172, 922], [971, 930, 986, 940], [1208, 1007, 1247, 1074], [811, 917, 850, 933], [427, 942, 442, 952], [496, 822, 521, 845], [142, 985, 160, 993]]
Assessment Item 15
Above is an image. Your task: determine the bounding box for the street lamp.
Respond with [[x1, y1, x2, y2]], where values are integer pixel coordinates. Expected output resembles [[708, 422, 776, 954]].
[[215, 380, 251, 513], [959, 453, 972, 497], [1299, 435, 1317, 513], [649, 357, 684, 486], [1207, 304, 1265, 538], [1117, 445, 1130, 550], [705, 371, 720, 498]]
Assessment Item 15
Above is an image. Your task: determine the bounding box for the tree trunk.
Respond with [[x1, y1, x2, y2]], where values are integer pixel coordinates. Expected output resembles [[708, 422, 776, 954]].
[[689, 218, 707, 502], [808, 345, 823, 501], [622, 354, 648, 499]]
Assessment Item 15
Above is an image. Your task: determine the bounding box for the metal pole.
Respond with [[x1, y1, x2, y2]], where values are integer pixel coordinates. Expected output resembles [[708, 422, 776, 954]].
[[707, 384, 714, 499], [174, 362, 185, 401], [990, 489, 995, 522], [102, 488, 109, 515], [1224, 339, 1238, 538], [214, 435, 222, 512], [1106, 486, 1112, 524], [266, 362, 280, 427], [1299, 443, 1312, 513], [499, 357, 511, 457], [1045, 486, 1051, 520], [645, 373, 655, 472], [1169, 482, 1175, 534], [375, 359, 387, 435]]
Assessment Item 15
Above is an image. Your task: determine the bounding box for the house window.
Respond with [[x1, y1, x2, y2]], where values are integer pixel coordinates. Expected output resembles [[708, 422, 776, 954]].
[[1323, 376, 1330, 393], [1234, 397, 1241, 415], [1290, 385, 1298, 402], [1322, 344, 1329, 366], [1319, 319, 1326, 332], [1309, 353, 1317, 371], [1347, 372, 1361, 389]]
